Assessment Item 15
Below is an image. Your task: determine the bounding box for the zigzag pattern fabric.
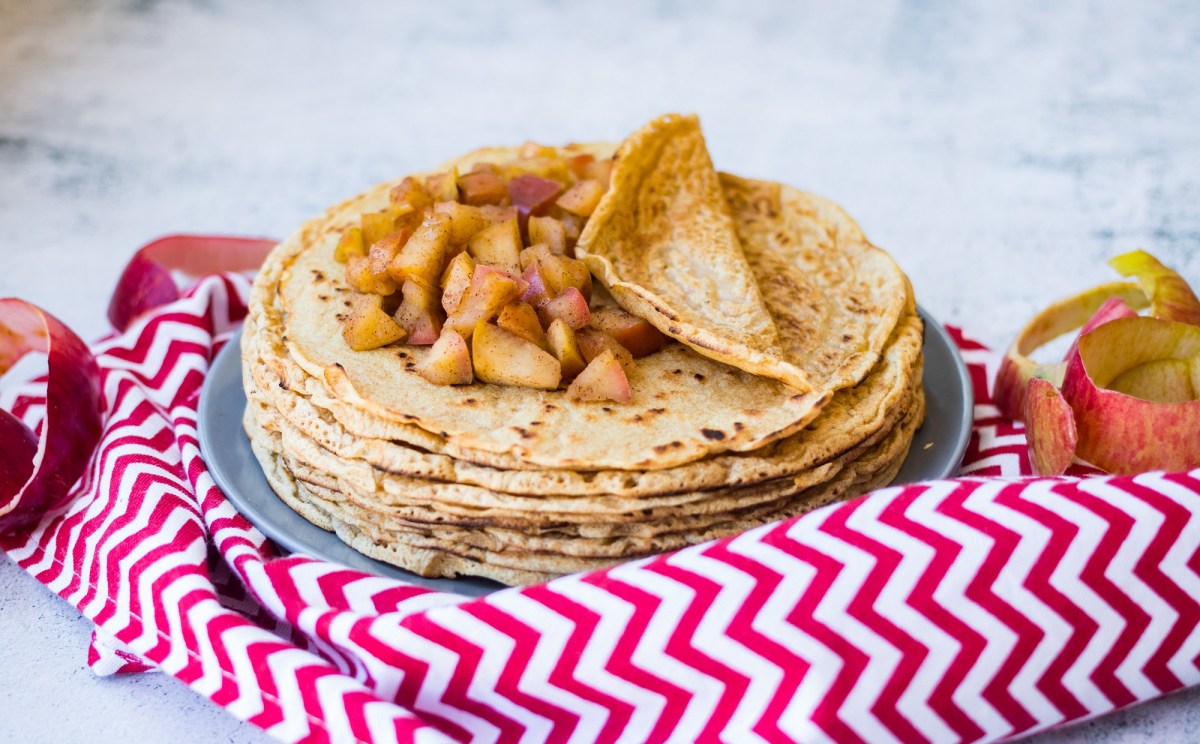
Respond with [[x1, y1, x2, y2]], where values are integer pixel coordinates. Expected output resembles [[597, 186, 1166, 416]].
[[3, 273, 1199, 743]]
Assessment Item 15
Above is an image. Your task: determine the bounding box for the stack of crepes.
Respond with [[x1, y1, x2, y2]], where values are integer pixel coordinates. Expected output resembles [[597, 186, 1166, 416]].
[[241, 114, 923, 585]]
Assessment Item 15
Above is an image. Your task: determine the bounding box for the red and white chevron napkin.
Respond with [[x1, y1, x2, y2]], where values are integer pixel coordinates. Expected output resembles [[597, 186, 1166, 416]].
[[2, 243, 1200, 743]]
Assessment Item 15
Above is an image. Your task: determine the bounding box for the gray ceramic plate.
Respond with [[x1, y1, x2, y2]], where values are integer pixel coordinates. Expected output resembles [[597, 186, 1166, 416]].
[[198, 306, 972, 597]]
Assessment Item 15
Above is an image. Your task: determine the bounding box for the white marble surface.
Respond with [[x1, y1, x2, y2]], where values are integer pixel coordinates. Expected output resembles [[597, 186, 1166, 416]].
[[1, 0, 1198, 741]]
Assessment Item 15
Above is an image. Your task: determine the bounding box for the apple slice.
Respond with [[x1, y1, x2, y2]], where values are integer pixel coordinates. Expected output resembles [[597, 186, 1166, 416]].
[[537, 287, 591, 329], [1024, 377, 1077, 476], [434, 201, 489, 245], [389, 176, 432, 218], [567, 153, 595, 179], [521, 261, 550, 307], [520, 244, 555, 271], [1060, 315, 1200, 474], [567, 350, 632, 404], [458, 169, 507, 206], [508, 175, 563, 217], [361, 210, 395, 248], [472, 321, 561, 390], [480, 204, 519, 224], [582, 157, 613, 187], [590, 307, 666, 358], [538, 254, 592, 301], [444, 265, 524, 338], [1109, 249, 1200, 325], [393, 281, 444, 345], [345, 255, 399, 296], [556, 178, 606, 217], [415, 329, 473, 385], [468, 218, 522, 275], [368, 228, 412, 275], [528, 216, 567, 255], [546, 319, 586, 379], [333, 226, 366, 264], [440, 251, 477, 315], [387, 212, 451, 288], [576, 328, 634, 371], [425, 167, 459, 203], [497, 301, 548, 350], [343, 294, 406, 351]]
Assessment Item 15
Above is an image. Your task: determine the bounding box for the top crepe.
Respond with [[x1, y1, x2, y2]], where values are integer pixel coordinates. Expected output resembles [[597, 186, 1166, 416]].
[[577, 114, 813, 391]]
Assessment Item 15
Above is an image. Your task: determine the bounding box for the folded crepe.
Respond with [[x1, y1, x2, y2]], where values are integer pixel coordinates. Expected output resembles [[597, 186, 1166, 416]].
[[577, 114, 812, 391]]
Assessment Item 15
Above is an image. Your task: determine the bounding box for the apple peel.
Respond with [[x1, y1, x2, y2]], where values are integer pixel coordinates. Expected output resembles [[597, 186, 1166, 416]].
[[0, 299, 103, 532], [108, 234, 276, 332], [1060, 316, 1200, 474], [1109, 249, 1200, 326], [1024, 377, 1077, 476], [994, 281, 1148, 421]]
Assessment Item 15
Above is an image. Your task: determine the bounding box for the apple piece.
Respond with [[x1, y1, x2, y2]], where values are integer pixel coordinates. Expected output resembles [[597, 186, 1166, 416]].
[[387, 212, 450, 288], [368, 228, 412, 275], [536, 287, 591, 329], [444, 266, 524, 338], [415, 329, 473, 385], [556, 178, 606, 217], [590, 307, 666, 358], [520, 261, 550, 307], [333, 226, 366, 264], [468, 217, 522, 275], [576, 328, 635, 371], [993, 281, 1150, 421], [546, 319, 586, 379], [508, 174, 563, 218], [567, 350, 632, 404], [345, 255, 399, 296], [583, 157, 613, 187], [480, 204, 519, 224], [556, 210, 585, 247], [1108, 249, 1200, 325], [520, 244, 555, 271], [433, 201, 489, 245], [538, 254, 592, 301], [393, 280, 444, 345], [388, 177, 432, 224], [528, 216, 568, 255], [424, 167, 459, 203], [497, 302, 548, 350], [1060, 315, 1200, 474], [440, 251, 477, 315], [458, 169, 508, 206], [471, 321, 561, 390], [361, 210, 395, 248], [1024, 377, 1077, 476], [342, 294, 406, 351], [567, 153, 595, 179]]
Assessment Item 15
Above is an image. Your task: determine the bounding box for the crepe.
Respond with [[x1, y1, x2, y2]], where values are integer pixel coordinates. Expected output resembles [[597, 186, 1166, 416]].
[[577, 114, 812, 391]]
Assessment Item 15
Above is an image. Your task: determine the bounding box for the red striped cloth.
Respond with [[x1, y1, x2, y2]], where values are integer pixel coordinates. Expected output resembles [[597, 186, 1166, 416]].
[[3, 270, 1199, 743]]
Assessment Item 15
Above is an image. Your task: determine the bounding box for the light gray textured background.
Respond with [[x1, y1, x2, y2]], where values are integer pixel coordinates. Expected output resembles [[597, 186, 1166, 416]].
[[1, 0, 1198, 742]]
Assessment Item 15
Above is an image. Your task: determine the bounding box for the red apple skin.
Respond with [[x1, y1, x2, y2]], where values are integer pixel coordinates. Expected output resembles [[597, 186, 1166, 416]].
[[590, 308, 666, 358], [1024, 377, 1077, 475], [508, 175, 563, 217], [521, 263, 550, 307], [536, 287, 591, 329], [1060, 319, 1200, 474]]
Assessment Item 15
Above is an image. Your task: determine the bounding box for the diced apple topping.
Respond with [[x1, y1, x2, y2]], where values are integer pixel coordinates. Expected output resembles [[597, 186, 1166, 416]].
[[458, 169, 507, 206], [577, 328, 635, 371], [468, 218, 522, 275], [527, 216, 567, 255], [343, 294, 406, 351], [556, 179, 605, 217], [440, 251, 477, 315], [387, 212, 450, 288], [497, 301, 548, 350], [537, 287, 591, 329], [393, 280, 444, 345], [361, 210, 395, 248], [590, 307, 666, 358], [547, 319, 587, 379], [416, 329, 473, 385], [567, 350, 632, 403], [508, 175, 563, 217], [444, 265, 524, 338], [329, 145, 671, 400], [472, 321, 562, 390]]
